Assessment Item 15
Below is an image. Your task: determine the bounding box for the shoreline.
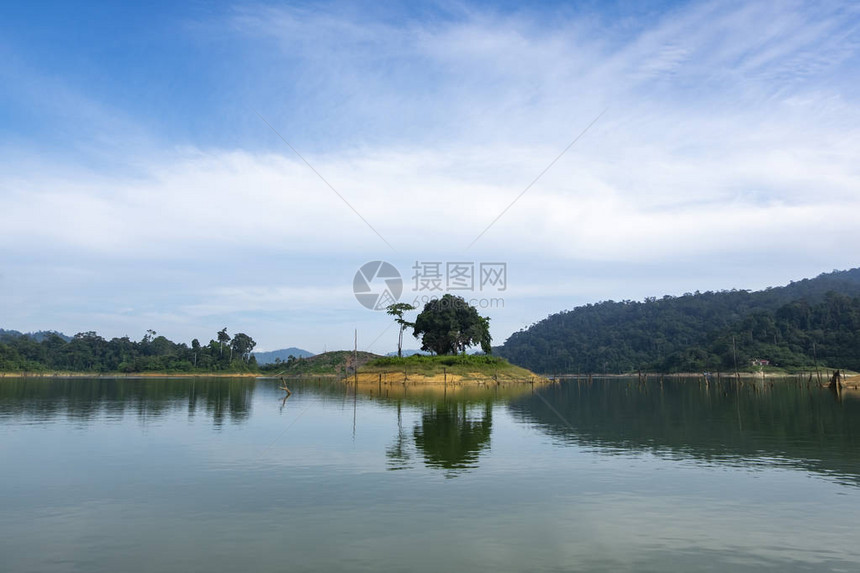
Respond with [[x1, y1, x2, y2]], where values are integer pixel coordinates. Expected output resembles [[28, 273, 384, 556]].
[[348, 370, 549, 386], [0, 372, 261, 379], [2, 370, 853, 383], [543, 370, 856, 380], [349, 379, 543, 400]]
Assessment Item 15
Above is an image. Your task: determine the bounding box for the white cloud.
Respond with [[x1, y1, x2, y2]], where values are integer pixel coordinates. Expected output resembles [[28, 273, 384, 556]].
[[2, 0, 859, 349]]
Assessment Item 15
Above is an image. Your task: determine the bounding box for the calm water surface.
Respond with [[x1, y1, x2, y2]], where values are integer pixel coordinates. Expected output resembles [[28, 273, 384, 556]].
[[1, 376, 858, 572]]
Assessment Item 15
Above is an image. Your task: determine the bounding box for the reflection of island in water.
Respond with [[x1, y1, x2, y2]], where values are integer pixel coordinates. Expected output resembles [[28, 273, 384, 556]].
[[0, 377, 254, 427], [412, 400, 493, 474], [347, 380, 532, 477], [345, 382, 512, 477], [6, 376, 856, 484], [383, 400, 493, 477], [509, 377, 860, 485]]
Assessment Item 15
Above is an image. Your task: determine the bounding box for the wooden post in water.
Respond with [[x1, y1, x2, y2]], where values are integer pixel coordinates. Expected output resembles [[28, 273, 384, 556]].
[[732, 336, 740, 382], [813, 342, 822, 386], [354, 329, 358, 386]]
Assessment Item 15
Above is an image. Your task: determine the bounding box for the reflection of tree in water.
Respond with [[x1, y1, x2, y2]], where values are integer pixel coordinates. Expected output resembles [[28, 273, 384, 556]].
[[411, 400, 493, 476], [510, 378, 860, 485], [385, 403, 413, 471], [196, 379, 254, 427], [0, 378, 254, 427]]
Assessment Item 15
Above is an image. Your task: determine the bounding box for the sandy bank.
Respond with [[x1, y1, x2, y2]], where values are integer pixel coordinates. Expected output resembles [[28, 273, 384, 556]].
[[349, 370, 548, 386]]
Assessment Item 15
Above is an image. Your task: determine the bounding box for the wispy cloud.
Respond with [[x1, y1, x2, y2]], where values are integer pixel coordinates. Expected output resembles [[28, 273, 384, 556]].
[[1, 0, 859, 350]]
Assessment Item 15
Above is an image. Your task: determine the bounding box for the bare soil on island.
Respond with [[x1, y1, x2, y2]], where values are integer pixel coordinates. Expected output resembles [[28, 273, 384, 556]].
[[349, 378, 545, 401], [350, 370, 547, 386], [352, 355, 549, 388]]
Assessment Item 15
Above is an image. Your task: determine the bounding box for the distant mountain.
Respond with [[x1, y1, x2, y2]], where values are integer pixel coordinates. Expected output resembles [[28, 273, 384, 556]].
[[498, 268, 860, 374], [252, 347, 314, 365], [385, 348, 431, 357], [0, 329, 71, 342], [261, 350, 380, 376], [385, 349, 488, 356]]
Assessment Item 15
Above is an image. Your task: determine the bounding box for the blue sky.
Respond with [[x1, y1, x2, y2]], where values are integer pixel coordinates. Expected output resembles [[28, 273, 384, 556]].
[[1, 0, 859, 353]]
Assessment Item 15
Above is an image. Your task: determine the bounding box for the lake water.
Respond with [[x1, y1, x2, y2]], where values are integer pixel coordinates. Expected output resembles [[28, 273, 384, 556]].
[[1, 376, 859, 572]]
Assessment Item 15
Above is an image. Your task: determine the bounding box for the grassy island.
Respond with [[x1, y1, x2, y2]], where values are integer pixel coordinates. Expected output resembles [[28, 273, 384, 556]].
[[261, 352, 547, 386], [261, 350, 380, 378]]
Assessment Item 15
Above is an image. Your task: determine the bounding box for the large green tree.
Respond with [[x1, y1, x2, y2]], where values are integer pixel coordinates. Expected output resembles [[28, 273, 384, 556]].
[[412, 294, 492, 355], [230, 333, 256, 363]]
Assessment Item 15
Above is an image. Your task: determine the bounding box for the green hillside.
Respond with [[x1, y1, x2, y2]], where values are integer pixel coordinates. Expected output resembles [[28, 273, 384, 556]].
[[262, 351, 381, 377], [498, 268, 860, 374]]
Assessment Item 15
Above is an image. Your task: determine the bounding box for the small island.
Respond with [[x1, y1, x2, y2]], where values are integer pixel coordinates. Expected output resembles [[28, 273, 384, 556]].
[[267, 295, 548, 387], [353, 354, 546, 386], [354, 294, 547, 387]]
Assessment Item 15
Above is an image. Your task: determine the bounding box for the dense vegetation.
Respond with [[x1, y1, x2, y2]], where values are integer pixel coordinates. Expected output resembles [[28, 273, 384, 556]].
[[499, 268, 860, 374], [0, 328, 258, 373]]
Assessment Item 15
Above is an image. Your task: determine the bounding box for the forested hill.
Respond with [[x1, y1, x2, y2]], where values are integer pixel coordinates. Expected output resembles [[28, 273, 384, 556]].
[[498, 268, 860, 374], [0, 329, 260, 373]]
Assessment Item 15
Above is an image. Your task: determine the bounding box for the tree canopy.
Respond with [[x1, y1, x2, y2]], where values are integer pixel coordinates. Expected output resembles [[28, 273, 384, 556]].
[[498, 268, 860, 373], [0, 328, 258, 373], [412, 295, 492, 355]]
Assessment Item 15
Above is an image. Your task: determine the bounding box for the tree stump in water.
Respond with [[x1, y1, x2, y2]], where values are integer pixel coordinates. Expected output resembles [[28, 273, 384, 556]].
[[828, 370, 842, 391]]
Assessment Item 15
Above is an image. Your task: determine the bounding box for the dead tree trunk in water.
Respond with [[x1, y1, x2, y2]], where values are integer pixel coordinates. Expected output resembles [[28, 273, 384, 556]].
[[813, 342, 822, 386], [828, 370, 842, 391]]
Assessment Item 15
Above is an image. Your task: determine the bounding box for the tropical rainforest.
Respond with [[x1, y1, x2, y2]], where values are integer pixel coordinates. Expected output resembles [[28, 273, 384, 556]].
[[0, 328, 258, 373], [497, 268, 860, 374]]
